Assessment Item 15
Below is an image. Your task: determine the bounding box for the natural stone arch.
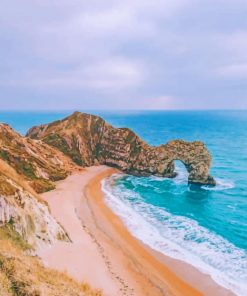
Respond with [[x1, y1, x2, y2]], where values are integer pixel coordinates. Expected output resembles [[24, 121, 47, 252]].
[[133, 140, 215, 185], [121, 139, 215, 185], [27, 112, 216, 186]]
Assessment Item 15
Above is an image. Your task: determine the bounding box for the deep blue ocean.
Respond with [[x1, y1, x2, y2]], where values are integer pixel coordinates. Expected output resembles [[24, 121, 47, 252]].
[[1, 110, 246, 295]]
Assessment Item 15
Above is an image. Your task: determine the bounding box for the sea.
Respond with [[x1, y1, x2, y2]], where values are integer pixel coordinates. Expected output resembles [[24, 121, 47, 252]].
[[1, 110, 246, 295]]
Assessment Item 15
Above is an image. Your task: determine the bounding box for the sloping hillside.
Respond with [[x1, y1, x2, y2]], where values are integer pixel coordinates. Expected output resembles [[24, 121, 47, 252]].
[[0, 224, 102, 296], [0, 123, 75, 193], [0, 138, 101, 296]]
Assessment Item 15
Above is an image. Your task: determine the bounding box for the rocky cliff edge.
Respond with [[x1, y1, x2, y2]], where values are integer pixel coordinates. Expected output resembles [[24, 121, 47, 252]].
[[27, 112, 215, 185]]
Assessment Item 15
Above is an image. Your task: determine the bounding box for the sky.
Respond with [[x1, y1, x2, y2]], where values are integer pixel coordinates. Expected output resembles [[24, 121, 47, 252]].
[[0, 0, 247, 110]]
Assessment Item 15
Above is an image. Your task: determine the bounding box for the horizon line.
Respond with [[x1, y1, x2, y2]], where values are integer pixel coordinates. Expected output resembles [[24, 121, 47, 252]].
[[0, 108, 247, 112]]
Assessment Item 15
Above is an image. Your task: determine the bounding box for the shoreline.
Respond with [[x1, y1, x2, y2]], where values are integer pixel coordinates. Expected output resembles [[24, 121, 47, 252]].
[[86, 166, 234, 296], [98, 171, 237, 296], [39, 166, 234, 296]]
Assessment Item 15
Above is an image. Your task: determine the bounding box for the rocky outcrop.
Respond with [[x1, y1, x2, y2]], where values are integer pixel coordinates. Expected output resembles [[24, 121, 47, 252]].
[[0, 123, 75, 193], [0, 159, 69, 252], [27, 112, 215, 185]]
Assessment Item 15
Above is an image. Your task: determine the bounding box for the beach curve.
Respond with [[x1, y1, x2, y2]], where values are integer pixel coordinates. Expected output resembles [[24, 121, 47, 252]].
[[38, 165, 234, 296]]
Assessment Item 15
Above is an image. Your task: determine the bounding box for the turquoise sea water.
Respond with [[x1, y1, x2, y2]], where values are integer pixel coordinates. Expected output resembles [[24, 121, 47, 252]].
[[1, 110, 247, 295]]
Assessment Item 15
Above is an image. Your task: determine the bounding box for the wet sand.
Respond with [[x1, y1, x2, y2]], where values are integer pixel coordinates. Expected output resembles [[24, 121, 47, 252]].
[[39, 166, 234, 296]]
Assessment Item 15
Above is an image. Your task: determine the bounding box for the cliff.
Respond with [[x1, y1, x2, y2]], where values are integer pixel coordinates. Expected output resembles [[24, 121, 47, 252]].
[[0, 158, 70, 251], [0, 128, 101, 296], [27, 112, 215, 185], [0, 123, 75, 193]]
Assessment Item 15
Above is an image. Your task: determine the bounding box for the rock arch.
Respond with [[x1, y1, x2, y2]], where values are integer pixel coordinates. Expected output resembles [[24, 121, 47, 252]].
[[27, 112, 216, 186], [121, 139, 215, 185]]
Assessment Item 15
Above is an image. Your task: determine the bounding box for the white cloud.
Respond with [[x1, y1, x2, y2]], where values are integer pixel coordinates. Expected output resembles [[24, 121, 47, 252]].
[[0, 57, 146, 92], [34, 8, 156, 63], [217, 63, 247, 78], [34, 0, 188, 62], [0, 0, 188, 93], [1, 0, 247, 109], [82, 57, 145, 91]]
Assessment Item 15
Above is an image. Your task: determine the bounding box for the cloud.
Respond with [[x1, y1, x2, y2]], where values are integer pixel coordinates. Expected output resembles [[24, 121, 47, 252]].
[[217, 31, 247, 62], [82, 57, 145, 91], [0, 0, 247, 109], [214, 31, 247, 78], [31, 0, 188, 63], [217, 63, 247, 78], [0, 57, 145, 93]]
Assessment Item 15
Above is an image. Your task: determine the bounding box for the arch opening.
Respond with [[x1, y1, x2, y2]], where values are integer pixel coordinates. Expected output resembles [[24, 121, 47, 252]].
[[174, 160, 189, 183]]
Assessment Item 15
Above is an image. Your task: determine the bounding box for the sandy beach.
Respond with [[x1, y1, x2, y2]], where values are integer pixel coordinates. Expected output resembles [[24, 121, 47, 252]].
[[39, 166, 234, 296]]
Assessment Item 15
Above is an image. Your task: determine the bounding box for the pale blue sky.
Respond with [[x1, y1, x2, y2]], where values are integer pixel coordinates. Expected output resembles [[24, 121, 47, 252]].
[[0, 0, 247, 110]]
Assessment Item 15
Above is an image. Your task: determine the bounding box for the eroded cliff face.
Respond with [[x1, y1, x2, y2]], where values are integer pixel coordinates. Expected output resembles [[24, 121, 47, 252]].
[[0, 125, 72, 250], [27, 112, 215, 185], [0, 123, 75, 193], [0, 123, 101, 296], [0, 159, 69, 252]]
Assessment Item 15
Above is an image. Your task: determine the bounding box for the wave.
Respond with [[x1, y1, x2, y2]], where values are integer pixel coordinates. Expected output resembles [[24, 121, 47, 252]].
[[202, 178, 235, 191], [173, 164, 235, 190], [101, 175, 247, 296], [150, 165, 235, 191]]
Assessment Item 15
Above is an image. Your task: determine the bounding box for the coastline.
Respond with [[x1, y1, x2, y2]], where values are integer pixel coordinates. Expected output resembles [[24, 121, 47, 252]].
[[39, 166, 234, 296]]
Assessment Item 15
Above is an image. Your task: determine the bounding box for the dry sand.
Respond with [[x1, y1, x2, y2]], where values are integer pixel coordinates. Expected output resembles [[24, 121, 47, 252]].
[[39, 166, 234, 296]]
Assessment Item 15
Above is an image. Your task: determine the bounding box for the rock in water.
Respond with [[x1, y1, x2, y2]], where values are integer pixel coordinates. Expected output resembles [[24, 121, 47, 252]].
[[27, 112, 216, 185]]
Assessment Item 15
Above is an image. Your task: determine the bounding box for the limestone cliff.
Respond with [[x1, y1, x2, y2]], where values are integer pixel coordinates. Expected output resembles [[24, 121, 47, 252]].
[[0, 159, 69, 251], [0, 126, 101, 296], [27, 112, 215, 185], [0, 123, 75, 193]]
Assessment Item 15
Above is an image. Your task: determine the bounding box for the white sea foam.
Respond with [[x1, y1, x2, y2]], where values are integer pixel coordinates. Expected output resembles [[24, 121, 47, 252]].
[[101, 175, 247, 296], [203, 178, 235, 191], [174, 163, 235, 190], [152, 163, 235, 191]]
